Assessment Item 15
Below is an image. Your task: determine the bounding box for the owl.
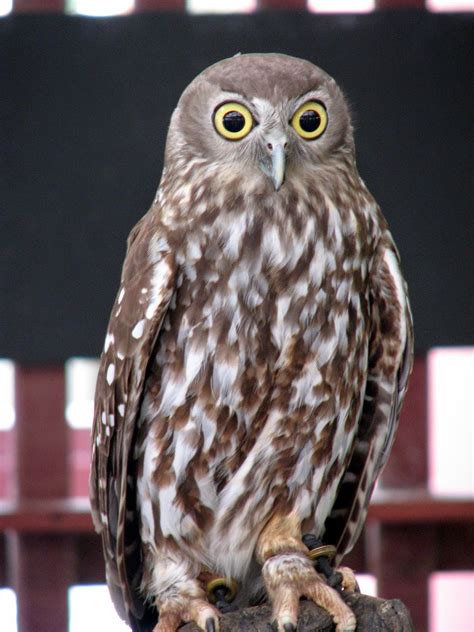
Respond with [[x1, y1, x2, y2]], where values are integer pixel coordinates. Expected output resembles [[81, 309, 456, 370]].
[[90, 53, 413, 632]]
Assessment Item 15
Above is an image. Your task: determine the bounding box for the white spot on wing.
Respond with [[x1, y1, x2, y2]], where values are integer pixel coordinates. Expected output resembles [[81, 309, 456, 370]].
[[145, 304, 156, 320], [104, 332, 114, 352], [106, 363, 115, 385], [132, 319, 145, 339], [383, 248, 408, 352]]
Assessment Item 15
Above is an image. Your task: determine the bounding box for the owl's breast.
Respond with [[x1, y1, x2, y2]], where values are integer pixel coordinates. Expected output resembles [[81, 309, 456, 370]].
[[147, 204, 370, 447], [137, 201, 373, 565]]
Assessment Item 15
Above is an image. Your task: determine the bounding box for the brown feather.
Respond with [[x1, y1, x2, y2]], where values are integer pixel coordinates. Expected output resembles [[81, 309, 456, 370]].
[[90, 210, 176, 624]]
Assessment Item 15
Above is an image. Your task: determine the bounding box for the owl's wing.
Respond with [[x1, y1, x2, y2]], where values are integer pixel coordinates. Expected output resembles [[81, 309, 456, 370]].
[[89, 211, 176, 629], [324, 233, 414, 560]]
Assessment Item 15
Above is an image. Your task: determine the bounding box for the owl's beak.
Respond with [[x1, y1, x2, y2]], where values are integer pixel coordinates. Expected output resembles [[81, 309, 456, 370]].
[[270, 142, 286, 191], [261, 137, 287, 191]]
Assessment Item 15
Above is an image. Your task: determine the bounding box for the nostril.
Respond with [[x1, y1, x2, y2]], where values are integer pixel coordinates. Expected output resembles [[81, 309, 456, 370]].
[[267, 143, 273, 150]]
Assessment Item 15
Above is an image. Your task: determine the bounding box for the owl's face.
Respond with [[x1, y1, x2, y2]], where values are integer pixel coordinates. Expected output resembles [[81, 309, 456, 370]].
[[165, 53, 354, 193]]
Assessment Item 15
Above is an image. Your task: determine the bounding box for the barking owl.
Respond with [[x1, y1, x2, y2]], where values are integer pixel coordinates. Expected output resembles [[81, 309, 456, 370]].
[[90, 53, 413, 632]]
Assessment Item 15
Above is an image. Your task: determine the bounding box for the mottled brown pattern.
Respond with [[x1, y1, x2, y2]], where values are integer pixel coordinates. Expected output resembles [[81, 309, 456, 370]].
[[89, 54, 413, 632]]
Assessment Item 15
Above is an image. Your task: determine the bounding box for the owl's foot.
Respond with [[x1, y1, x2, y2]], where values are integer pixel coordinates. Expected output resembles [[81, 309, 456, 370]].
[[303, 535, 359, 593], [153, 594, 220, 632], [262, 552, 356, 632]]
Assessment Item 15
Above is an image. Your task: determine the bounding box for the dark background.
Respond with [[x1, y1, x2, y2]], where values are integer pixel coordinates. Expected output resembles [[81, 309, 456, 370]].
[[0, 11, 472, 363]]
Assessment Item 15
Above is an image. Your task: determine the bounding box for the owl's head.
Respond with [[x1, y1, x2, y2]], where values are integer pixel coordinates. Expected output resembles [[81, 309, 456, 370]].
[[165, 53, 354, 192]]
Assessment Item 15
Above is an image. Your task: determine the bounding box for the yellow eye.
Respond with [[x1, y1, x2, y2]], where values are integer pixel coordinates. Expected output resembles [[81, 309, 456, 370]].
[[213, 102, 254, 141], [291, 101, 328, 140]]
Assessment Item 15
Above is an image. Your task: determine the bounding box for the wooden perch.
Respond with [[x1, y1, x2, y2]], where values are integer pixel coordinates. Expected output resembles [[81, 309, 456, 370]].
[[181, 592, 414, 631]]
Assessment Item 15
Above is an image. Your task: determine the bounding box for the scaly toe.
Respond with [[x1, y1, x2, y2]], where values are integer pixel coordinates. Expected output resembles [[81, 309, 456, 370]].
[[305, 579, 356, 631], [153, 611, 181, 632], [155, 596, 219, 632]]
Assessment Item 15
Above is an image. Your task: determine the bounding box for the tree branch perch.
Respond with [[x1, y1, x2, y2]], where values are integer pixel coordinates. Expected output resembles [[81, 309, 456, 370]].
[[181, 592, 414, 631]]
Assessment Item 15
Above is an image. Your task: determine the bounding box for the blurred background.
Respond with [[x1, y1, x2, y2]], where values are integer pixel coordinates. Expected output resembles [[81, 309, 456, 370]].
[[0, 1, 472, 631]]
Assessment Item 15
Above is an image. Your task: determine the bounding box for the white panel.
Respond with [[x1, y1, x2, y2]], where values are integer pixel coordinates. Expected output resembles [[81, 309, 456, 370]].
[[67, 0, 135, 16], [0, 359, 15, 430], [0, 589, 17, 632], [65, 357, 100, 429], [187, 0, 256, 13], [427, 0, 474, 11], [356, 574, 378, 597], [69, 585, 130, 632], [0, 0, 12, 17], [429, 572, 474, 631], [308, 0, 375, 12], [428, 347, 474, 496]]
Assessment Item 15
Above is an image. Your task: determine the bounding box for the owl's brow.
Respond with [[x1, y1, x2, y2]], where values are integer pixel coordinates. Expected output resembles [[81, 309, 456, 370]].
[[294, 89, 323, 103], [218, 89, 250, 102], [217, 90, 262, 120]]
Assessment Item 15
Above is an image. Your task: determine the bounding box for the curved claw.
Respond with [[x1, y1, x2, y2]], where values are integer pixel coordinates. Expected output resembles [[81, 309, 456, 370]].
[[337, 566, 360, 593], [205, 618, 216, 632]]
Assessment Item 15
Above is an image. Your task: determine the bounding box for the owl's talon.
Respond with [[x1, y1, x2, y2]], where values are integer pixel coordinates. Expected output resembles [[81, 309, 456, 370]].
[[337, 566, 359, 593], [262, 552, 356, 632], [205, 618, 216, 632]]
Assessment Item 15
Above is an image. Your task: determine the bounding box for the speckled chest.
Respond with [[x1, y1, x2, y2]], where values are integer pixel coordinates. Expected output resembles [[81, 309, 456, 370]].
[[134, 190, 378, 561], [147, 193, 373, 436]]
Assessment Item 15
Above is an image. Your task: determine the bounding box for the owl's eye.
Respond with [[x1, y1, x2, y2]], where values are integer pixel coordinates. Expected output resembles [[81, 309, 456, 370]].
[[213, 102, 254, 141], [291, 101, 328, 140]]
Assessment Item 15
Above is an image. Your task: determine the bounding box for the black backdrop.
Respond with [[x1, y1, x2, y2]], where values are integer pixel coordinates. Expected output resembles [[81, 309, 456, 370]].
[[0, 11, 473, 363]]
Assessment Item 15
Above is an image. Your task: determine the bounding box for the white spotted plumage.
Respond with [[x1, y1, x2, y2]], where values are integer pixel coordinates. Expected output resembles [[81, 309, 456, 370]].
[[89, 53, 413, 632]]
